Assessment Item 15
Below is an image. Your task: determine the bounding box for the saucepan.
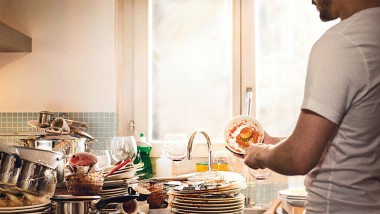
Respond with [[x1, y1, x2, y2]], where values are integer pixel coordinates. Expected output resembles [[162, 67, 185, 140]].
[[13, 146, 64, 169], [16, 160, 56, 196], [0, 152, 22, 186], [0, 145, 22, 187], [38, 111, 54, 128], [51, 195, 138, 214]]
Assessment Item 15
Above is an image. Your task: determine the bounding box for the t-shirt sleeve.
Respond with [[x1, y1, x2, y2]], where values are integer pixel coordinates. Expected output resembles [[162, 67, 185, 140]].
[[301, 33, 366, 125]]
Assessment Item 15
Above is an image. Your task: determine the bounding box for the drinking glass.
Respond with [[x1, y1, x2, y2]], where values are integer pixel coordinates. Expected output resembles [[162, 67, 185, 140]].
[[248, 167, 272, 209], [164, 133, 187, 176], [111, 136, 138, 163], [212, 150, 231, 171], [90, 149, 112, 169]]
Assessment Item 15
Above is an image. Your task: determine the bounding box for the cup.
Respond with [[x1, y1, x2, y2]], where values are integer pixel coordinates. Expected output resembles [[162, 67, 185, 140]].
[[120, 199, 139, 214], [212, 150, 239, 171]]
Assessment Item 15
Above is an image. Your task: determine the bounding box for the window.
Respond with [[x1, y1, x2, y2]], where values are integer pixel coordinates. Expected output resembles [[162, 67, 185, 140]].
[[119, 0, 335, 155], [254, 0, 335, 136], [149, 0, 234, 141]]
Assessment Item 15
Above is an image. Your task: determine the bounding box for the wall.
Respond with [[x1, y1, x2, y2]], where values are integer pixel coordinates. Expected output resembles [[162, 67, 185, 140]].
[[0, 0, 117, 112]]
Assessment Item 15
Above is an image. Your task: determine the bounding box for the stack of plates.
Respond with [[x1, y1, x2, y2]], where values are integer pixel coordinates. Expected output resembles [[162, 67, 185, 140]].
[[168, 193, 245, 214], [100, 176, 139, 198], [0, 203, 51, 213], [278, 189, 307, 207], [103, 163, 143, 181], [100, 164, 141, 198], [167, 171, 246, 214]]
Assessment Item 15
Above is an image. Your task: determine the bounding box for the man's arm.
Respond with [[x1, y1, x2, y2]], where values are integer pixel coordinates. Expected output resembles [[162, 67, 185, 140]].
[[244, 109, 337, 175]]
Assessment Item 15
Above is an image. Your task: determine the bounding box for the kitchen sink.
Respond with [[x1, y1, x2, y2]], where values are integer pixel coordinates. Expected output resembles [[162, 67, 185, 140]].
[[244, 208, 266, 214]]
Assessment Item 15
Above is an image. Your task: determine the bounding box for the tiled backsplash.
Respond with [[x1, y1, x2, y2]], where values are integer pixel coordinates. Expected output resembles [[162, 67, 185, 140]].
[[0, 112, 118, 147]]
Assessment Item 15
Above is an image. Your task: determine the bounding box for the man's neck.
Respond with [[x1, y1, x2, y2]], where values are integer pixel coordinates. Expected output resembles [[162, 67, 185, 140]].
[[337, 0, 380, 20]]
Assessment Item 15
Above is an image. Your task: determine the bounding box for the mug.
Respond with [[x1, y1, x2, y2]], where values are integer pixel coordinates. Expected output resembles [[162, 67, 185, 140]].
[[120, 199, 139, 214]]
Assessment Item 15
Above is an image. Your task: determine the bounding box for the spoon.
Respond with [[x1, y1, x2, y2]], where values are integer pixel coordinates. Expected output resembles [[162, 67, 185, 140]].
[[66, 165, 75, 174], [86, 161, 96, 175], [104, 159, 131, 178]]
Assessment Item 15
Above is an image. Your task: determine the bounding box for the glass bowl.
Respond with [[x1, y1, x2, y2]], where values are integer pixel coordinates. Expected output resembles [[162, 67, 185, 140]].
[[65, 171, 104, 196]]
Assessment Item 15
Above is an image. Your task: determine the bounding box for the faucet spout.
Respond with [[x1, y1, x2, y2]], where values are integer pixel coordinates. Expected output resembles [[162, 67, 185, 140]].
[[187, 130, 213, 172]]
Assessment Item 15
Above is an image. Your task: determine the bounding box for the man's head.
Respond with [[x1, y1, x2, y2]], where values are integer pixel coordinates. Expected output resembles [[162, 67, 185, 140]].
[[312, 0, 337, 22], [312, 0, 380, 21]]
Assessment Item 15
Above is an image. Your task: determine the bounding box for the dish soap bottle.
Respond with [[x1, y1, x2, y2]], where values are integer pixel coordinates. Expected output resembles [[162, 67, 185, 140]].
[[134, 133, 153, 179]]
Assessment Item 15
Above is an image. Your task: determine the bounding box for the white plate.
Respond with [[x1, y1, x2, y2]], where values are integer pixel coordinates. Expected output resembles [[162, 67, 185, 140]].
[[103, 179, 128, 187], [168, 193, 245, 203], [0, 203, 50, 213], [171, 200, 242, 207], [278, 189, 307, 198], [27, 120, 39, 128], [100, 187, 127, 193], [105, 171, 136, 180], [224, 115, 264, 154], [170, 206, 244, 213]]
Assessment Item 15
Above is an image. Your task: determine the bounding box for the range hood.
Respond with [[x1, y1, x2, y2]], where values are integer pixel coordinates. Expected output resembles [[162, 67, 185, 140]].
[[0, 21, 31, 52]]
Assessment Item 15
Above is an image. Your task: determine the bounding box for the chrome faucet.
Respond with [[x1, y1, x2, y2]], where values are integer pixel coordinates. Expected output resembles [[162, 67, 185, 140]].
[[187, 130, 213, 172]]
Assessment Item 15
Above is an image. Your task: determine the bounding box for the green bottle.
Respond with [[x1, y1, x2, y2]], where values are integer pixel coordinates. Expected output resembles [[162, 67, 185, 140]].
[[134, 133, 153, 179]]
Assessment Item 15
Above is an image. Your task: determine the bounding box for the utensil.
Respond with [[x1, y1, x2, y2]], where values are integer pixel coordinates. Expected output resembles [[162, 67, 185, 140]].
[[104, 159, 131, 178], [66, 164, 75, 174], [86, 161, 96, 175]]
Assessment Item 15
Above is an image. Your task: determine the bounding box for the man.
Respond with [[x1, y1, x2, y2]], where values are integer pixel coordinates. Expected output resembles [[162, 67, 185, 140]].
[[242, 0, 380, 213]]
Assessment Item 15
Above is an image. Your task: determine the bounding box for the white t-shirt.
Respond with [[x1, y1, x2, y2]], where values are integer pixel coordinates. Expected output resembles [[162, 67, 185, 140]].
[[301, 7, 380, 214]]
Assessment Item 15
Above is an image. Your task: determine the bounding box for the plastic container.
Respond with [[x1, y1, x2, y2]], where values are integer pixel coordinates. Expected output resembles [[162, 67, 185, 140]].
[[155, 151, 172, 177], [134, 133, 153, 179]]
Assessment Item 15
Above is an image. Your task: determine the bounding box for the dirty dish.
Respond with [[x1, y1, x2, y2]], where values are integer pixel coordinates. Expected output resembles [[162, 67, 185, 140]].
[[69, 152, 98, 166], [224, 115, 264, 154]]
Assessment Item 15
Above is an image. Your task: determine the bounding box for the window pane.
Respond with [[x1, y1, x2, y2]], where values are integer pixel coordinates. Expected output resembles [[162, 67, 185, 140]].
[[255, 0, 335, 136], [150, 0, 233, 141]]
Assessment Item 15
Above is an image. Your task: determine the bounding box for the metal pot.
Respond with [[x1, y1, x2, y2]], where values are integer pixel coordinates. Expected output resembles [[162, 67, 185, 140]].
[[0, 152, 22, 185], [18, 138, 38, 148], [50, 195, 138, 214], [38, 111, 54, 128], [16, 160, 56, 196]]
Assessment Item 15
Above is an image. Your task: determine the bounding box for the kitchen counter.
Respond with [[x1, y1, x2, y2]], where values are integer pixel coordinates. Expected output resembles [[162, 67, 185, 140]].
[[0, 131, 46, 136]]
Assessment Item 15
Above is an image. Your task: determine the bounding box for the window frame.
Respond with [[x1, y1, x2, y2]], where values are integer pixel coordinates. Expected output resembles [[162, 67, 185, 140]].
[[117, 0, 256, 157]]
